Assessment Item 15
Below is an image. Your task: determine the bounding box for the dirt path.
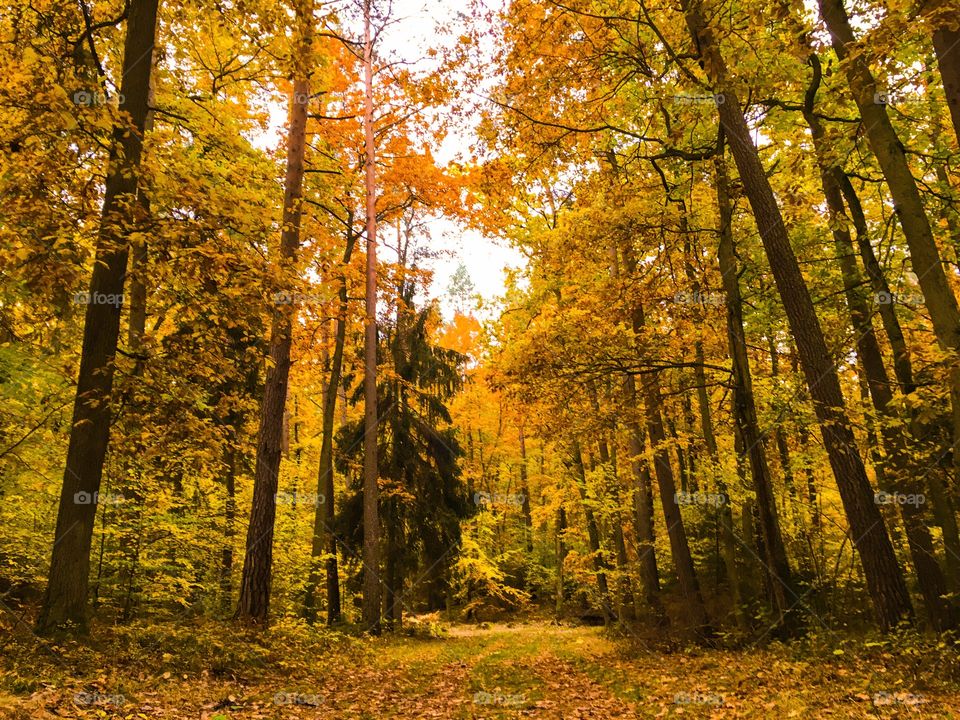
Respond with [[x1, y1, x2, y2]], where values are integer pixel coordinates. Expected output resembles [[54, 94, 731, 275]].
[[3, 621, 959, 718]]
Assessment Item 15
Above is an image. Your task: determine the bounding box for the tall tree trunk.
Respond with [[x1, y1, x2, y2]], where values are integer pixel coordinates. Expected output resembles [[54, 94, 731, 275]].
[[714, 149, 798, 632], [839, 175, 960, 590], [570, 440, 614, 622], [518, 425, 533, 552], [683, 0, 913, 629], [801, 64, 955, 630], [220, 441, 237, 614], [361, 0, 382, 633], [304, 229, 356, 624], [624, 375, 670, 628], [633, 298, 711, 636], [555, 506, 568, 615], [37, 0, 160, 634], [235, 1, 313, 623], [606, 442, 637, 620], [819, 3, 960, 581], [640, 365, 712, 637], [682, 230, 745, 627], [921, 0, 960, 145], [384, 518, 403, 629], [588, 383, 635, 618], [118, 53, 156, 621], [819, 0, 960, 354], [836, 176, 916, 392]]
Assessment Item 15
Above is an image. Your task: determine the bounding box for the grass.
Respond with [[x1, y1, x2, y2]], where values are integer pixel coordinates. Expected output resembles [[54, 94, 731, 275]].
[[0, 616, 958, 717]]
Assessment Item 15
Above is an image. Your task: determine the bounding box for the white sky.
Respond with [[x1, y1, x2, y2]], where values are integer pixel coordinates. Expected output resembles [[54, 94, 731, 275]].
[[260, 0, 524, 319], [380, 0, 523, 318]]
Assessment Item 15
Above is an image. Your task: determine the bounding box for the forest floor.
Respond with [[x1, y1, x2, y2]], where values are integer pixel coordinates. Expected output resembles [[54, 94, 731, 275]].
[[1, 617, 959, 719]]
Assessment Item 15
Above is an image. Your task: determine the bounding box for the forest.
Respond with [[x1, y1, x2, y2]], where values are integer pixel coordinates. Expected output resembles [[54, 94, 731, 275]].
[[2, 0, 960, 716]]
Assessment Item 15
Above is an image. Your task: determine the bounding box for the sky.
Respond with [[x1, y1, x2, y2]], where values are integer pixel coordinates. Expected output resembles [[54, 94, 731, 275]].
[[261, 0, 525, 319], [378, 0, 523, 318]]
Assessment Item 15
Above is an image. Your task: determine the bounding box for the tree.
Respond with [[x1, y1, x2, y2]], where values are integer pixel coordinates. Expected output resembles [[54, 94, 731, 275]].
[[447, 263, 476, 315], [361, 0, 382, 633], [235, 0, 314, 624], [681, 0, 913, 629], [37, 0, 160, 634]]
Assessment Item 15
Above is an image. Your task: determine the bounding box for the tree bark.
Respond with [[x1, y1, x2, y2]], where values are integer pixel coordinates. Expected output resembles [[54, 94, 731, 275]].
[[714, 149, 798, 632], [682, 0, 913, 629], [304, 228, 355, 624], [361, 0, 382, 633], [236, 1, 313, 623], [37, 0, 159, 634]]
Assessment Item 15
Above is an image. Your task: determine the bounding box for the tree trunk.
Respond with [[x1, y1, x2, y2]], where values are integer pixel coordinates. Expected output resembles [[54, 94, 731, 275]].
[[117, 53, 156, 621], [683, 230, 745, 627], [518, 425, 533, 552], [304, 228, 355, 625], [220, 442, 237, 615], [361, 0, 382, 633], [37, 0, 159, 634], [801, 67, 955, 630], [555, 507, 568, 615], [714, 149, 798, 632], [839, 174, 960, 590], [923, 0, 960, 145], [570, 440, 614, 622], [235, 2, 313, 623], [683, 0, 913, 629], [819, 0, 960, 354], [624, 375, 670, 628]]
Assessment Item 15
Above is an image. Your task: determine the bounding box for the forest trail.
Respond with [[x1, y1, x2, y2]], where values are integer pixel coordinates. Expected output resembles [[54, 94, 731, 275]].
[[5, 620, 959, 719]]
